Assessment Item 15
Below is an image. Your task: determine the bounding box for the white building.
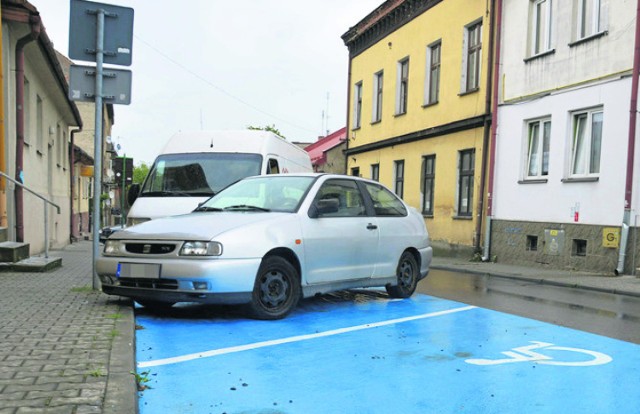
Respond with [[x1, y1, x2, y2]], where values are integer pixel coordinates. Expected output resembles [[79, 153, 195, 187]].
[[490, 0, 639, 273]]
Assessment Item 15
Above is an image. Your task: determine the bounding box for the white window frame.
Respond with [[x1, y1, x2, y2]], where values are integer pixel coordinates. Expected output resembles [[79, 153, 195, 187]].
[[36, 95, 43, 152], [531, 0, 553, 56], [577, 0, 602, 40], [353, 81, 363, 129], [461, 20, 482, 93], [372, 70, 383, 123], [424, 40, 441, 105], [525, 118, 551, 179], [570, 108, 603, 177], [395, 58, 409, 115]]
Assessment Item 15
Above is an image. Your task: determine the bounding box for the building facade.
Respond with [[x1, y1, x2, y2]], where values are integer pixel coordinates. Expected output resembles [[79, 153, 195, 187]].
[[2, 0, 83, 253], [491, 0, 640, 273], [343, 0, 495, 255]]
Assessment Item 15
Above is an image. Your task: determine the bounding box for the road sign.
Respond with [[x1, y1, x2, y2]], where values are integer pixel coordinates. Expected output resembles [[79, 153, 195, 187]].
[[69, 64, 132, 105], [69, 0, 134, 66]]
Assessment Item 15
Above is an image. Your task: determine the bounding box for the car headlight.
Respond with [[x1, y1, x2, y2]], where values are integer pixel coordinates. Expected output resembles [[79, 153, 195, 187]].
[[104, 240, 123, 256], [180, 241, 223, 256]]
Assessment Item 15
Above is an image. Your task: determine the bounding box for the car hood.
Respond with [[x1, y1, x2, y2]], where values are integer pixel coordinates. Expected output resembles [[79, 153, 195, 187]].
[[111, 212, 290, 241]]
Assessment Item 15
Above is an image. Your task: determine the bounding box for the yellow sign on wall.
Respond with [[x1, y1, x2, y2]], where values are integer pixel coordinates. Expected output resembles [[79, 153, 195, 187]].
[[602, 228, 620, 248], [80, 166, 94, 177]]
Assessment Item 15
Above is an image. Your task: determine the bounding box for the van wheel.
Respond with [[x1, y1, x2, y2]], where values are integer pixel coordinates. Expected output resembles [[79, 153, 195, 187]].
[[248, 256, 300, 320], [386, 251, 418, 298]]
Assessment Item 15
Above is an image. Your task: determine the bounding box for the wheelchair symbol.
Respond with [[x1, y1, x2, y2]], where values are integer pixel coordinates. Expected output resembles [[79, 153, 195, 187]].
[[465, 341, 612, 366]]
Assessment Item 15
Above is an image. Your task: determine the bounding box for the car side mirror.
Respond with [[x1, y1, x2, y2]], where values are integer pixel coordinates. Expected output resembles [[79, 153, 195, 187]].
[[127, 184, 140, 206], [309, 198, 339, 218]]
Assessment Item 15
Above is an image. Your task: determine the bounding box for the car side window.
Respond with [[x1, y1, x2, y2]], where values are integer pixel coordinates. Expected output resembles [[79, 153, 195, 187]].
[[267, 159, 279, 174], [314, 179, 367, 217], [363, 182, 407, 216]]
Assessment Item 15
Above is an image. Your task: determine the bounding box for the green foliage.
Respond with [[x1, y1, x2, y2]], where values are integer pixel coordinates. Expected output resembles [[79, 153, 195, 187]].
[[247, 124, 286, 139], [133, 162, 150, 184]]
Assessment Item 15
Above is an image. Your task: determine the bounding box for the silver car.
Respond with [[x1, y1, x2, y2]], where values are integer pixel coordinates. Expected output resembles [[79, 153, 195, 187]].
[[97, 173, 433, 319]]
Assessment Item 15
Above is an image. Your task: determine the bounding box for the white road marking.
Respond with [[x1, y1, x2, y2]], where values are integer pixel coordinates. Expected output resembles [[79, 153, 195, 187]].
[[138, 305, 477, 368]]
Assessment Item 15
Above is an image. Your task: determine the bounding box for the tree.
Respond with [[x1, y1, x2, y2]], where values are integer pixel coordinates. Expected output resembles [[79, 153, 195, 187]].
[[132, 162, 150, 184], [247, 124, 286, 140]]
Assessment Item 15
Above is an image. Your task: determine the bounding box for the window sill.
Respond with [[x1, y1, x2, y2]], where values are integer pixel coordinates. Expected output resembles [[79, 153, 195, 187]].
[[393, 112, 407, 118], [523, 49, 556, 63], [459, 88, 479, 97], [422, 213, 434, 218], [453, 215, 473, 220], [351, 126, 361, 132], [561, 176, 599, 183], [36, 150, 43, 157], [422, 101, 438, 108], [518, 178, 548, 184], [370, 120, 381, 126], [569, 31, 608, 48]]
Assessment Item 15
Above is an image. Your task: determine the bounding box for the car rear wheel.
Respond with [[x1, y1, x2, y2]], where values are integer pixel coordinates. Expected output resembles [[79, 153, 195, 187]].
[[248, 256, 301, 320], [386, 251, 418, 298]]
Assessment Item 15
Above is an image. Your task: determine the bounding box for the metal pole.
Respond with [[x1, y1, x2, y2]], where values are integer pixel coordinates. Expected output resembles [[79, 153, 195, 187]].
[[92, 8, 105, 290], [121, 154, 125, 227]]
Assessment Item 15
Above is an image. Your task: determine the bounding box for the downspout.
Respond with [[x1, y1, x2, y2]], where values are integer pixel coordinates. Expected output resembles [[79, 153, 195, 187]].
[[14, 15, 41, 243], [482, 0, 503, 261], [475, 0, 497, 253], [344, 54, 353, 174], [69, 127, 82, 243], [616, 0, 640, 275], [0, 19, 6, 228]]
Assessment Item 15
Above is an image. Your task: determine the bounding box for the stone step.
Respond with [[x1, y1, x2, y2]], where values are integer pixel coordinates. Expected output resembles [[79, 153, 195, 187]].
[[0, 241, 30, 263]]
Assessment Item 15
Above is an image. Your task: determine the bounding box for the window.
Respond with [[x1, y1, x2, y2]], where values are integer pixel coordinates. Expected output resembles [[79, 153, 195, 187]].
[[57, 124, 63, 166], [394, 160, 404, 198], [24, 78, 31, 145], [351, 167, 360, 177], [570, 109, 603, 176], [526, 235, 539, 251], [353, 81, 363, 129], [396, 58, 409, 115], [370, 163, 379, 182], [525, 118, 551, 178], [577, 0, 602, 39], [458, 149, 475, 217], [363, 182, 407, 217], [372, 71, 383, 123], [36, 95, 43, 152], [425, 41, 441, 105], [462, 21, 482, 93], [314, 179, 366, 218], [531, 0, 552, 55], [572, 239, 587, 257], [267, 158, 279, 174], [421, 155, 436, 215]]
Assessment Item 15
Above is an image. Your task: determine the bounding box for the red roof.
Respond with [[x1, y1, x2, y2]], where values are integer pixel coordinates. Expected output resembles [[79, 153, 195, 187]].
[[304, 127, 347, 167]]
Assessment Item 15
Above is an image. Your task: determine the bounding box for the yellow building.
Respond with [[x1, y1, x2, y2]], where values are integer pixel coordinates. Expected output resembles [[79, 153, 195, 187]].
[[342, 0, 495, 256]]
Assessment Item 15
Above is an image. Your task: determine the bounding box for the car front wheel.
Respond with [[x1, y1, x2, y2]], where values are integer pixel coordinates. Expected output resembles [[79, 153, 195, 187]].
[[248, 256, 301, 320], [386, 251, 418, 298]]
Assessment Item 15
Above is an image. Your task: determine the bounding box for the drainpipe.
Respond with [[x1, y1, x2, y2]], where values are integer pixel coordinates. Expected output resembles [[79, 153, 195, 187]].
[[482, 0, 503, 261], [69, 128, 82, 243], [616, 0, 640, 275], [14, 15, 41, 243], [344, 55, 353, 174], [475, 0, 497, 253]]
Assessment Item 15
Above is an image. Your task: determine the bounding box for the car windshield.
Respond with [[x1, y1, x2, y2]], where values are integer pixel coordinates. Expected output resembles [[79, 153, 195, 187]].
[[198, 176, 315, 213], [139, 152, 262, 197]]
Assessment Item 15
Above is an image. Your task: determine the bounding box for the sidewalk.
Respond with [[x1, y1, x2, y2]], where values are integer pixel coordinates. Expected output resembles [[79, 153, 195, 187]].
[[0, 240, 136, 414], [2, 245, 640, 414]]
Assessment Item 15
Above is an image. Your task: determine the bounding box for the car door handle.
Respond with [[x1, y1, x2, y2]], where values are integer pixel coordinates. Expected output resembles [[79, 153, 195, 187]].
[[366, 223, 378, 230]]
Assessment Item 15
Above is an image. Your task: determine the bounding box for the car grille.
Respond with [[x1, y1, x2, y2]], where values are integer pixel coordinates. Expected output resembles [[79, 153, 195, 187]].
[[119, 278, 178, 290], [125, 243, 177, 254]]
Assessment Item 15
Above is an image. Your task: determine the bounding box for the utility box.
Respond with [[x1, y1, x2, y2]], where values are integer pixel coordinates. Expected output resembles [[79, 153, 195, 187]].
[[544, 229, 564, 255]]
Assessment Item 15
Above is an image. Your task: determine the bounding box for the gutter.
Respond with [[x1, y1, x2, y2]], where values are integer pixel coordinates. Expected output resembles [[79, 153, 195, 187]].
[[14, 14, 41, 243], [69, 127, 82, 243], [617, 0, 640, 275], [482, 0, 503, 261]]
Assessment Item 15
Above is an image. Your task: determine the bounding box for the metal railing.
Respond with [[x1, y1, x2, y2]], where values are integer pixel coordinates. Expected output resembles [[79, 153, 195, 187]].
[[0, 171, 60, 258]]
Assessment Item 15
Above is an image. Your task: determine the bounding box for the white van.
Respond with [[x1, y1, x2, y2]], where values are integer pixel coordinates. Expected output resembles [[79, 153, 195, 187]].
[[126, 130, 312, 226]]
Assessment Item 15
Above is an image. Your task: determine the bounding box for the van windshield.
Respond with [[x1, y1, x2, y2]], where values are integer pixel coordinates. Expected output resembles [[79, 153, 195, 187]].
[[139, 153, 262, 197]]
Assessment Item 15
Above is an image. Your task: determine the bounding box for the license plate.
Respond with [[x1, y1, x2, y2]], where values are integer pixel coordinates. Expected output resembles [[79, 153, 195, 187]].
[[117, 263, 161, 279]]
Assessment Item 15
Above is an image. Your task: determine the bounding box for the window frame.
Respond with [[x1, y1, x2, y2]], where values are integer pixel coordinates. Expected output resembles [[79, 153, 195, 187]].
[[577, 0, 602, 40], [462, 21, 482, 93], [370, 163, 380, 182], [531, 0, 553, 56], [372, 70, 384, 123], [394, 160, 405, 199], [353, 81, 363, 130], [395, 58, 410, 115], [525, 118, 552, 179], [569, 108, 603, 178], [457, 149, 475, 217], [421, 155, 436, 216], [424, 40, 441, 106]]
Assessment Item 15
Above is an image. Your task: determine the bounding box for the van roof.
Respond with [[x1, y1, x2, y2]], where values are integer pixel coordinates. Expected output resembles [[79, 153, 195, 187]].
[[160, 130, 308, 156]]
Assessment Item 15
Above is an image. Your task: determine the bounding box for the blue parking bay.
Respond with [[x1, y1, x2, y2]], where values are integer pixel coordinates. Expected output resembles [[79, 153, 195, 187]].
[[136, 293, 640, 413]]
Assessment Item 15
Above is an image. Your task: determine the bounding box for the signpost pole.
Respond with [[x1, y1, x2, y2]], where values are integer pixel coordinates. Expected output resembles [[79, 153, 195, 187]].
[[91, 8, 105, 290]]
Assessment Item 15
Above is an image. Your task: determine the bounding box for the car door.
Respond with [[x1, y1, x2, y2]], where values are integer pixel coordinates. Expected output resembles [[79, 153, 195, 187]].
[[301, 178, 379, 284]]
